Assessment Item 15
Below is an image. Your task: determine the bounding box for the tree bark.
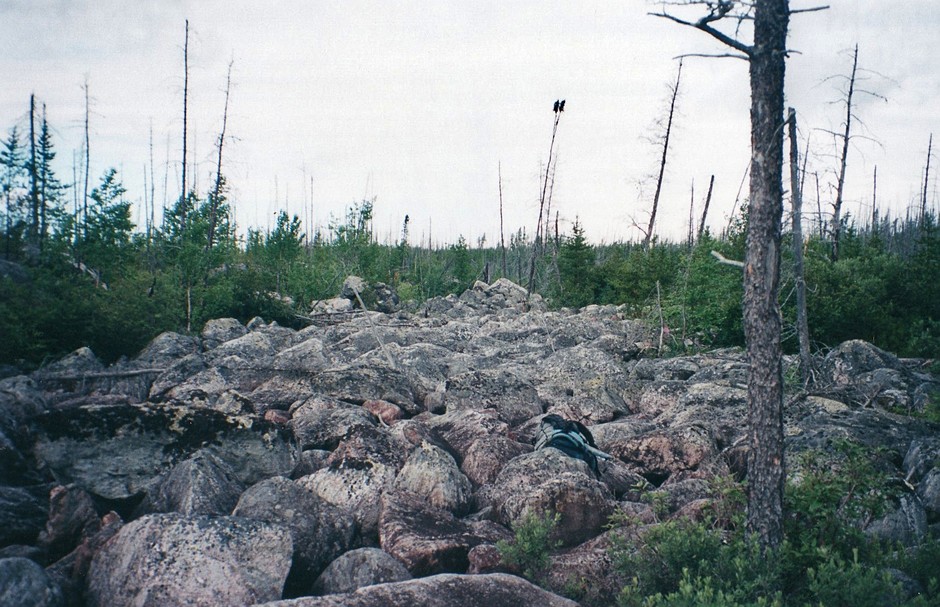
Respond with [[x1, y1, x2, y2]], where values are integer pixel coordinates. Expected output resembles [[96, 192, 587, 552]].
[[788, 108, 813, 387], [744, 0, 788, 550]]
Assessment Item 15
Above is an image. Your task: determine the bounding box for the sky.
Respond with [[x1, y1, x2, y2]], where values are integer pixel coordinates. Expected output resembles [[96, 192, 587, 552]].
[[1, 1, 938, 246]]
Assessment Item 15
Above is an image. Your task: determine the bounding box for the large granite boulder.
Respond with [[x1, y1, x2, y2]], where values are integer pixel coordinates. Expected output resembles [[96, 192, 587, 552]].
[[312, 547, 411, 595], [297, 426, 411, 537], [233, 476, 358, 594], [141, 451, 245, 516], [393, 442, 473, 515], [378, 491, 510, 577], [484, 448, 616, 547], [86, 513, 293, 607], [253, 573, 579, 607]]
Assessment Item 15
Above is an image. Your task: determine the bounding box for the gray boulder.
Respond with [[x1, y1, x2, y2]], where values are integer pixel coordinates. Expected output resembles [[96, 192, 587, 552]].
[[0, 557, 64, 607], [289, 398, 378, 451], [297, 426, 410, 537], [133, 331, 200, 368], [0, 485, 48, 547], [233, 476, 358, 594], [86, 513, 292, 607], [393, 442, 473, 515], [486, 448, 616, 547], [200, 318, 248, 351], [461, 436, 531, 486], [865, 494, 928, 546], [143, 451, 245, 516], [312, 547, 411, 595]]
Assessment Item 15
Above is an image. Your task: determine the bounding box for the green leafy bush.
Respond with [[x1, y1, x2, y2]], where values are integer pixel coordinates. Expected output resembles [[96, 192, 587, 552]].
[[496, 509, 561, 583]]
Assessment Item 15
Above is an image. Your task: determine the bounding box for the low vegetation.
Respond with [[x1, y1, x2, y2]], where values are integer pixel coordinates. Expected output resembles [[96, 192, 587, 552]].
[[498, 443, 938, 606]]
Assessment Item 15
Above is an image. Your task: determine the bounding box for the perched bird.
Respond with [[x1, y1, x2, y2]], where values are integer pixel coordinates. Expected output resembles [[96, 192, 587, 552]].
[[559, 99, 566, 112], [553, 99, 560, 113]]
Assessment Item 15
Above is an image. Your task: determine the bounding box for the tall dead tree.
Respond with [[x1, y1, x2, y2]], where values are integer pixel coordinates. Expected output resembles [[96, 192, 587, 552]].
[[922, 133, 933, 222], [180, 19, 190, 225], [788, 108, 813, 386], [644, 58, 683, 249], [499, 162, 507, 277], [653, 0, 820, 550], [829, 44, 857, 261], [82, 77, 91, 241], [526, 99, 564, 303], [28, 94, 39, 252], [207, 59, 233, 252], [697, 174, 715, 240]]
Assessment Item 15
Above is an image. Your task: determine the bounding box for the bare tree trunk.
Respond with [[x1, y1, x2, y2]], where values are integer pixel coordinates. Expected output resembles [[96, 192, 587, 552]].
[[207, 60, 233, 252], [831, 44, 858, 261], [526, 105, 562, 303], [871, 165, 878, 229], [83, 77, 91, 242], [28, 94, 39, 252], [644, 59, 682, 249], [923, 133, 933, 223], [788, 108, 813, 387], [744, 0, 788, 550], [687, 179, 695, 247], [499, 162, 507, 278], [697, 174, 715, 241], [180, 19, 190, 224]]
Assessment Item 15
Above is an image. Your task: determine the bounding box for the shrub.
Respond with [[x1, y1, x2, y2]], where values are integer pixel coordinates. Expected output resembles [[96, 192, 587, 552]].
[[496, 509, 561, 583]]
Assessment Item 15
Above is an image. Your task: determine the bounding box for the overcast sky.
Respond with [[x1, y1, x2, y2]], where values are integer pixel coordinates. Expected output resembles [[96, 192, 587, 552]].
[[1, 1, 937, 245]]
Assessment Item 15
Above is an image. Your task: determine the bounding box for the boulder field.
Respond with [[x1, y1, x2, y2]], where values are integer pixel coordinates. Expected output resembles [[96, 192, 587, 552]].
[[0, 277, 937, 606]]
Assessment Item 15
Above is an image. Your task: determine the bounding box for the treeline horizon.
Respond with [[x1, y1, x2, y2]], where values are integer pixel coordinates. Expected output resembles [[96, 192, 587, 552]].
[[1, 94, 938, 370]]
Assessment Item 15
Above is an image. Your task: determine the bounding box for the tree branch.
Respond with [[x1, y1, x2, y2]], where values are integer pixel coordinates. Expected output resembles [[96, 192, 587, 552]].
[[650, 11, 753, 56], [711, 250, 745, 268], [791, 5, 829, 15], [675, 52, 749, 61]]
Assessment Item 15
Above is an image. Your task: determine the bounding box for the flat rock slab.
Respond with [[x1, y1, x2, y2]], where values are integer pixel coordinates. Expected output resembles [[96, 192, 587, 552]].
[[252, 573, 579, 607], [30, 403, 296, 500]]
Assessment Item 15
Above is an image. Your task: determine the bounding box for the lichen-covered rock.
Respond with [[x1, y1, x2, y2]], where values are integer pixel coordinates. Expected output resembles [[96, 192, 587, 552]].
[[86, 513, 292, 607], [200, 318, 248, 351], [443, 369, 543, 426], [233, 476, 358, 594], [312, 547, 411, 595], [0, 557, 64, 607], [486, 448, 615, 547], [289, 400, 378, 451], [297, 426, 410, 537], [378, 491, 511, 576], [30, 403, 296, 501], [865, 494, 928, 546], [461, 436, 531, 486], [600, 423, 720, 485], [393, 442, 473, 515], [252, 573, 579, 607], [142, 451, 245, 516], [424, 409, 509, 463]]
